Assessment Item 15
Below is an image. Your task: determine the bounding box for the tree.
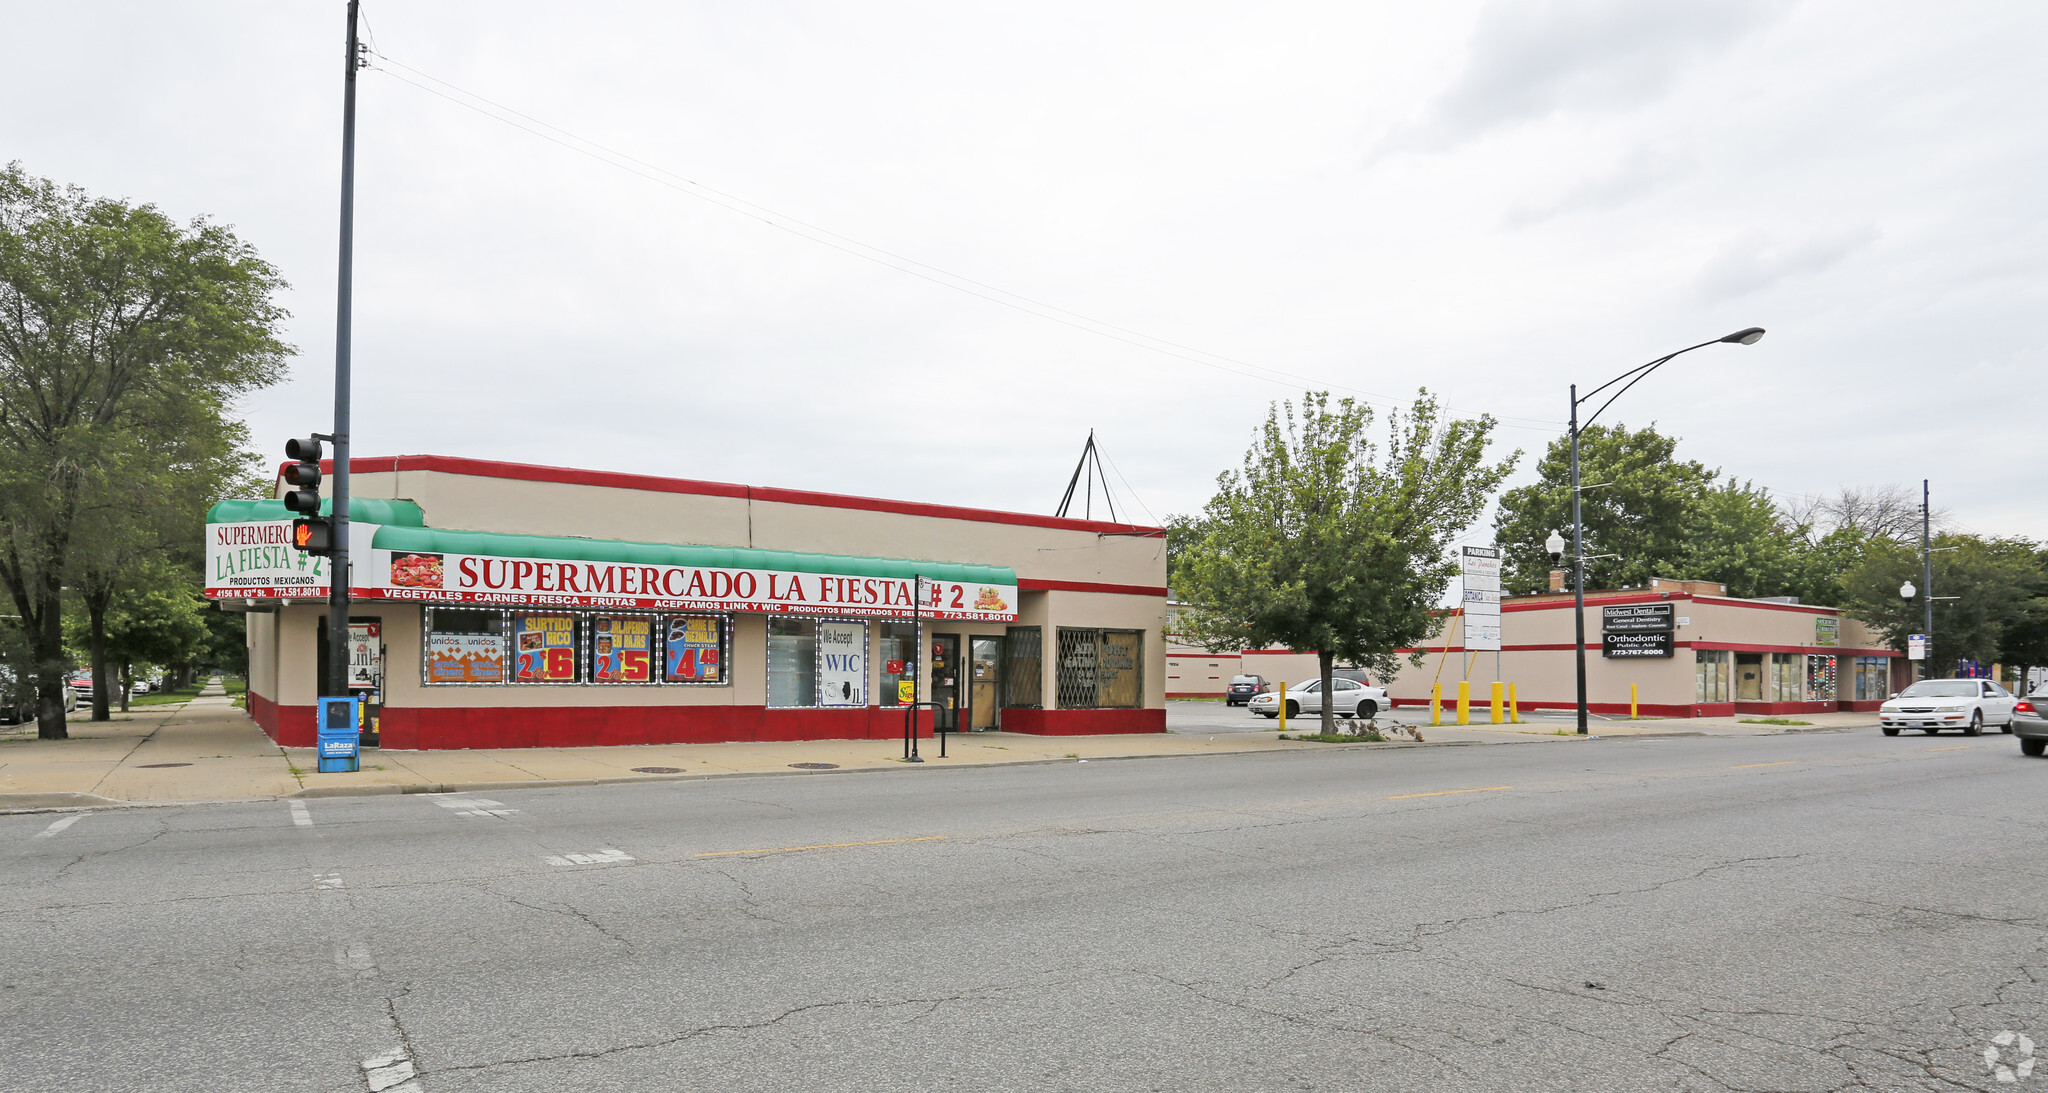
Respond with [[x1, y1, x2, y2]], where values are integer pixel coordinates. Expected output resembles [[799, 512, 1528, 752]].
[[1995, 546, 2048, 689], [1176, 391, 1517, 735], [1838, 534, 2042, 672], [0, 164, 287, 738], [100, 573, 211, 712]]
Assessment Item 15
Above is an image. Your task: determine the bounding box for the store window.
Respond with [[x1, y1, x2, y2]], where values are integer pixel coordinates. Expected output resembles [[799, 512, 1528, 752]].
[[1853, 656, 1889, 701], [1055, 627, 1143, 709], [589, 615, 657, 684], [767, 617, 817, 707], [663, 615, 726, 684], [1805, 655, 1837, 701], [1004, 627, 1043, 708], [876, 622, 919, 707], [1694, 649, 1729, 703], [512, 612, 580, 683], [1771, 653, 1803, 703], [424, 608, 506, 684]]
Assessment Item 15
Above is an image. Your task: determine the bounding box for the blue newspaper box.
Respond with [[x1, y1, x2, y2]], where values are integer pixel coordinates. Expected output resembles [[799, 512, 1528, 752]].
[[316, 696, 360, 773]]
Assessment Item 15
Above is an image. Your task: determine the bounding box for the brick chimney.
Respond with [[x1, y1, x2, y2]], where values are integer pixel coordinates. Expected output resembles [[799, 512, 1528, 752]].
[[1549, 568, 1567, 592]]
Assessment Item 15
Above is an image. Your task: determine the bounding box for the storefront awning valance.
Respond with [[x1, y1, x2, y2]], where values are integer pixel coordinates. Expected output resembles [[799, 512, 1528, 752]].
[[369, 526, 1014, 587], [207, 498, 426, 526]]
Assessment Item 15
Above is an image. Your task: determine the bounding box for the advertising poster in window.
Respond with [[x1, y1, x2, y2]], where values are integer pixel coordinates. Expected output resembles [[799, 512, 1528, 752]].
[[590, 616, 653, 683], [513, 614, 578, 682], [664, 616, 722, 682], [818, 621, 866, 706], [428, 632, 506, 683], [346, 622, 382, 690]]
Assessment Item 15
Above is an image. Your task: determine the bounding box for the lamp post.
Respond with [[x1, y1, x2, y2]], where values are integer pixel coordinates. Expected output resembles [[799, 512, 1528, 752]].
[[1559, 327, 1765, 734]]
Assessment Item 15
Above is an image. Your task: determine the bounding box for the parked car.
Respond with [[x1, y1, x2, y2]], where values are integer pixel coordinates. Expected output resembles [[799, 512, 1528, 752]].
[[129, 678, 152, 695], [67, 671, 95, 697], [2013, 689, 2047, 757], [1248, 676, 1388, 720], [1878, 678, 2019, 736], [1225, 675, 1267, 706], [1, 666, 79, 723]]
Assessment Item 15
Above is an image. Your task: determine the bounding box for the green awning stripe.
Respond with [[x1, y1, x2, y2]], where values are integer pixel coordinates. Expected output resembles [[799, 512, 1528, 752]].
[[207, 498, 425, 526], [370, 525, 1015, 586]]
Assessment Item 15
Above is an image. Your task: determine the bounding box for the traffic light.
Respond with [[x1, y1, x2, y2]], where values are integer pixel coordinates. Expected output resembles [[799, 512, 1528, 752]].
[[283, 437, 332, 554]]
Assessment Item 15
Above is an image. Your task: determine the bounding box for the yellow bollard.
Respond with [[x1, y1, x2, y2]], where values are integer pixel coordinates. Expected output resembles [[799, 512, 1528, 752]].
[[1509, 683, 1521, 724], [1490, 681, 1504, 725], [1430, 683, 1442, 726], [1457, 681, 1470, 726], [1630, 683, 1639, 720], [1278, 682, 1287, 734]]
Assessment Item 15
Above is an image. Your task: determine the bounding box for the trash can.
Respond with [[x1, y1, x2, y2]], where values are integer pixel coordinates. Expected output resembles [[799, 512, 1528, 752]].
[[316, 695, 360, 773]]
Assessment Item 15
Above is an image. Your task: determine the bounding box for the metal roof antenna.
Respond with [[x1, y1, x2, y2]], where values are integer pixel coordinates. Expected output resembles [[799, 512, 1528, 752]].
[[1054, 430, 1119, 523]]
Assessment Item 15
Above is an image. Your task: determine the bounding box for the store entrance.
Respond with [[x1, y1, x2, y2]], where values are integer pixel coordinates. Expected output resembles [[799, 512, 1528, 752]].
[[1735, 653, 1764, 701], [968, 636, 1002, 730], [930, 633, 961, 732]]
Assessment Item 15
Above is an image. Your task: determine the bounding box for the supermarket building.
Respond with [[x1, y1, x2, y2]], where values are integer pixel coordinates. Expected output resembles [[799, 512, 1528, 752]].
[[1168, 578, 1905, 717], [207, 456, 1168, 749]]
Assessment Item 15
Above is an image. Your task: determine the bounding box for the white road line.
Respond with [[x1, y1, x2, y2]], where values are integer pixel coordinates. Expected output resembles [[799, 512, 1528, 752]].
[[362, 1046, 421, 1092], [34, 814, 84, 838], [316, 873, 343, 890], [289, 800, 313, 827], [545, 849, 634, 866], [426, 795, 518, 818]]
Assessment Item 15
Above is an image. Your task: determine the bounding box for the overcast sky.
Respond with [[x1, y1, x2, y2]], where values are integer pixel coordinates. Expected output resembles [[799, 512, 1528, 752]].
[[6, 1, 2044, 546]]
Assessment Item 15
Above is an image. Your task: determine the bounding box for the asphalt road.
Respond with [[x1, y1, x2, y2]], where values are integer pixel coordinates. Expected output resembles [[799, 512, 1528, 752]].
[[5, 730, 2045, 1092]]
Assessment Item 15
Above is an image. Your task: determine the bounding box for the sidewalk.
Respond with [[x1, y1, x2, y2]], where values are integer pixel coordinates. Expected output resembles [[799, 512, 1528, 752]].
[[0, 687, 1873, 810]]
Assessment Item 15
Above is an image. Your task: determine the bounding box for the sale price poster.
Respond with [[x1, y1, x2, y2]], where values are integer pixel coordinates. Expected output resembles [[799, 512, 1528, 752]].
[[590, 616, 653, 683], [513, 613, 578, 682], [665, 616, 722, 682]]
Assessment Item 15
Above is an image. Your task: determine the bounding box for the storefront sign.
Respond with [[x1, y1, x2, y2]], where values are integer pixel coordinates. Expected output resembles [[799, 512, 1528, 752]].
[[590, 616, 654, 683], [1603, 631, 1674, 658], [1907, 633, 1927, 660], [1461, 546, 1501, 652], [513, 614, 578, 682], [203, 519, 375, 600], [346, 622, 382, 690], [427, 632, 506, 684], [366, 548, 1018, 622], [664, 616, 722, 682], [1602, 603, 1675, 634], [1815, 617, 1839, 646], [818, 621, 866, 706]]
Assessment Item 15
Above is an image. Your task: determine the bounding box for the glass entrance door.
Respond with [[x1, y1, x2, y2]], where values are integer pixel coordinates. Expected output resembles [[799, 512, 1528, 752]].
[[930, 634, 960, 731], [969, 636, 1002, 730]]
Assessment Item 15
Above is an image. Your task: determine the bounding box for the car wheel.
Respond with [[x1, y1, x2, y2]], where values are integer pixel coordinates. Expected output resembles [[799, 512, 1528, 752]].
[[1881, 726, 1899, 736], [1285, 701, 1299, 719], [2002, 718, 2013, 734], [1260, 711, 1277, 720], [2023, 738, 2046, 757], [1358, 700, 1378, 719], [1964, 712, 1983, 736]]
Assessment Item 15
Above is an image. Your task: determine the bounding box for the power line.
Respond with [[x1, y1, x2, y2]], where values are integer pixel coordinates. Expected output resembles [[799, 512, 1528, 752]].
[[362, 49, 1567, 434]]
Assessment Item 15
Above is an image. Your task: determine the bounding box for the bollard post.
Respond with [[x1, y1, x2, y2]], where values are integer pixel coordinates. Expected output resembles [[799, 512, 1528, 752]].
[[1630, 683, 1638, 720], [1278, 681, 1287, 734], [1490, 681, 1503, 725], [1456, 681, 1470, 726], [1509, 683, 1521, 724], [1430, 683, 1442, 726]]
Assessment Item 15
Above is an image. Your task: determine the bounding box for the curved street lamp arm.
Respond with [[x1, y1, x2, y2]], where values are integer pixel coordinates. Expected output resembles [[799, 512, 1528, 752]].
[[1578, 338, 1722, 430]]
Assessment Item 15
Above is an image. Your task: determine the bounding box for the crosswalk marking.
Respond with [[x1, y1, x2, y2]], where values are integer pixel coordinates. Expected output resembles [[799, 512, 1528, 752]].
[[545, 849, 634, 867], [425, 794, 517, 818], [315, 873, 343, 890], [33, 814, 84, 838], [288, 800, 313, 827], [362, 1046, 422, 1092]]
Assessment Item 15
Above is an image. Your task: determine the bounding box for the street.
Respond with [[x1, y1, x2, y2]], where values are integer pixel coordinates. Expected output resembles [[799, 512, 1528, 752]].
[[5, 730, 2044, 1092]]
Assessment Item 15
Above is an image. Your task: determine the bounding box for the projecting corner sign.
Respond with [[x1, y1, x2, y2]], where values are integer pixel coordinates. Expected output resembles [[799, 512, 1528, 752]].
[[206, 520, 1018, 622]]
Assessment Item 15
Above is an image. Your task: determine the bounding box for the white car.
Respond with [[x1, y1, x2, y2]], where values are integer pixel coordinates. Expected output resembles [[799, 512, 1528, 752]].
[[1248, 677, 1388, 720], [1879, 678, 2019, 736]]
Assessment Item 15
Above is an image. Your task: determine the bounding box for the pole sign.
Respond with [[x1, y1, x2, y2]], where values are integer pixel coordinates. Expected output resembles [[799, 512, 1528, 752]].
[[1461, 546, 1501, 652], [1907, 633, 1927, 660], [1602, 602, 1674, 658]]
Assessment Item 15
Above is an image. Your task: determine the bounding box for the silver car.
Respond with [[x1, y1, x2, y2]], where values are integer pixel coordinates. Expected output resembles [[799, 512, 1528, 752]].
[[1878, 678, 2018, 736], [1248, 677, 1388, 720]]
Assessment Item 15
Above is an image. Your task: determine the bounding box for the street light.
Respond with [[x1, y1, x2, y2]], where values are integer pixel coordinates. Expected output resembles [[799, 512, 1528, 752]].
[[1899, 580, 1916, 599], [1560, 327, 1765, 734]]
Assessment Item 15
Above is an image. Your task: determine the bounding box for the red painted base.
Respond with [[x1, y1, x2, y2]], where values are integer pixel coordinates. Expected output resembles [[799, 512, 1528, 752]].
[[246, 701, 1161, 750]]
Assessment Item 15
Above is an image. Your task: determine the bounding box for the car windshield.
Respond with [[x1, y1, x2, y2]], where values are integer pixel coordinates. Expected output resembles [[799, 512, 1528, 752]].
[[1230, 676, 1258, 685], [1897, 682, 1977, 698]]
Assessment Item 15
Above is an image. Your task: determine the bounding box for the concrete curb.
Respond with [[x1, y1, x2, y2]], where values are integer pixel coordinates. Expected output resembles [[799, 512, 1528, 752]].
[[0, 792, 126, 812]]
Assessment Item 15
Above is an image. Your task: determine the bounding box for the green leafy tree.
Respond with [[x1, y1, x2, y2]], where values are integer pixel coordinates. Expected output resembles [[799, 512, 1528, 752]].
[[1176, 391, 1517, 734], [0, 164, 286, 738], [1492, 424, 1718, 595], [1839, 534, 2042, 672], [1995, 546, 2048, 690], [102, 577, 211, 711]]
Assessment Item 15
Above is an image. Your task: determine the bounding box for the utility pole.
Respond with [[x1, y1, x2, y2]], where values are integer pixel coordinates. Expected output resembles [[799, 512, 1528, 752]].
[[327, 0, 363, 699], [1920, 479, 1933, 681], [1569, 384, 1588, 734]]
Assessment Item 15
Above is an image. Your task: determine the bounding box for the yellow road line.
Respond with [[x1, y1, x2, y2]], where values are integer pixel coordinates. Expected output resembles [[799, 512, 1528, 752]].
[[695, 836, 946, 858], [1387, 785, 1512, 800], [1731, 761, 1796, 769]]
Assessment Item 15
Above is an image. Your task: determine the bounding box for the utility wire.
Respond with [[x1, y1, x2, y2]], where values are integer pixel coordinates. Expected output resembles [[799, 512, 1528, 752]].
[[363, 49, 1565, 434]]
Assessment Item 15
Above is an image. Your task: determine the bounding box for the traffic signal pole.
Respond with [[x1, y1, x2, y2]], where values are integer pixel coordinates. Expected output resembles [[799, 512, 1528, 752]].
[[328, 0, 361, 700]]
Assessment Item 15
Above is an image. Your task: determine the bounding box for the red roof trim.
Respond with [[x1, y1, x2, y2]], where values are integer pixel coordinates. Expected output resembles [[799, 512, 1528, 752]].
[[293, 454, 1165, 537], [1502, 591, 1842, 616], [1018, 578, 1170, 597]]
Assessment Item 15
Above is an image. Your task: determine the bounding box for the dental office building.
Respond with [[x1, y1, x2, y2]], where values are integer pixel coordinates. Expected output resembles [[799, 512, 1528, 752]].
[[207, 455, 1168, 749]]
